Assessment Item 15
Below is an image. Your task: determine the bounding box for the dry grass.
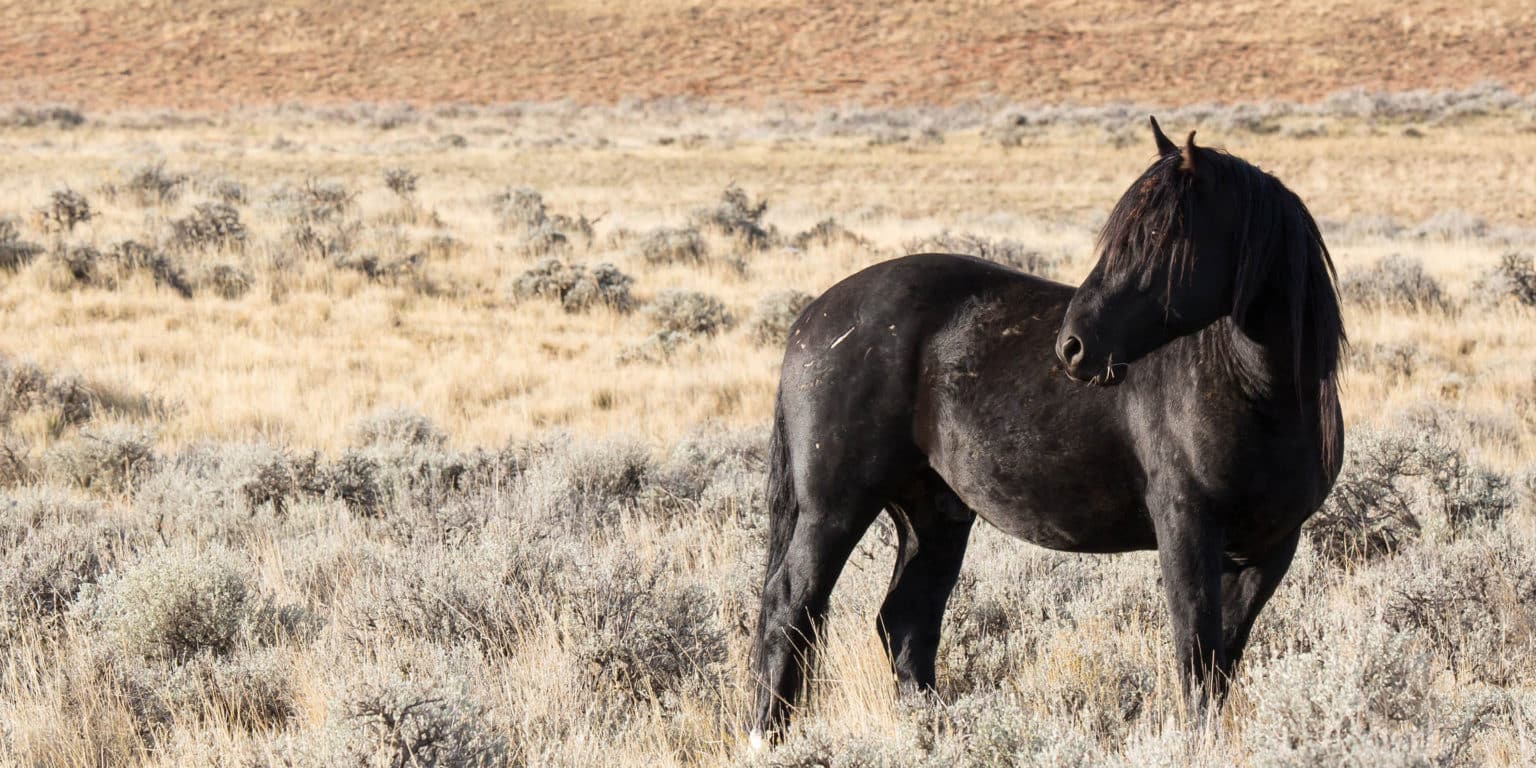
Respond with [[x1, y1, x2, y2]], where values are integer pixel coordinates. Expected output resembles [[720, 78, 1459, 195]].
[[0, 101, 1532, 450], [1, 98, 1535, 766]]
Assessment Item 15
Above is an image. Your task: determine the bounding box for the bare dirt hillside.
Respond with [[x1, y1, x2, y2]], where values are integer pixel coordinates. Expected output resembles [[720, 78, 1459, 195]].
[[3, 0, 1534, 109]]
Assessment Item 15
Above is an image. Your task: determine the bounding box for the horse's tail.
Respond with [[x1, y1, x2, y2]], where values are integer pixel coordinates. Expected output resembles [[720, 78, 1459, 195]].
[[762, 393, 798, 591]]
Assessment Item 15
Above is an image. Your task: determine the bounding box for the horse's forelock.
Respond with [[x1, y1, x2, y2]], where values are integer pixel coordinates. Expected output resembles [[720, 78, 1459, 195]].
[[1096, 155, 1192, 278]]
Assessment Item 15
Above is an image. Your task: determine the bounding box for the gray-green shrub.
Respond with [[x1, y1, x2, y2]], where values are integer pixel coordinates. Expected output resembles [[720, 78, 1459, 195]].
[[645, 426, 767, 519], [1, 515, 132, 643], [748, 289, 813, 345], [124, 162, 187, 206], [320, 652, 510, 768], [45, 425, 158, 493], [564, 554, 728, 701], [74, 544, 263, 661], [494, 186, 548, 232], [116, 646, 297, 732], [339, 527, 569, 652], [1381, 531, 1536, 685], [637, 226, 708, 265], [1309, 418, 1517, 563], [691, 184, 775, 250], [0, 217, 44, 271], [513, 435, 651, 530], [645, 290, 733, 336], [511, 258, 634, 313], [197, 263, 254, 299], [38, 188, 93, 233], [383, 167, 419, 198], [352, 407, 446, 449], [616, 330, 691, 364], [1339, 254, 1448, 310], [790, 218, 869, 251], [171, 202, 248, 252], [109, 240, 194, 298], [1472, 251, 1536, 306]]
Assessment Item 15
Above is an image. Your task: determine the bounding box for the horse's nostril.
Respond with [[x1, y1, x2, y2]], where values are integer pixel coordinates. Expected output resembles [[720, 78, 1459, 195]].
[[1061, 335, 1084, 365]]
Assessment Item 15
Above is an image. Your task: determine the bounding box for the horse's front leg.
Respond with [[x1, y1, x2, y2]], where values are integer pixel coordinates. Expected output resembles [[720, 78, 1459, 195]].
[[1151, 498, 1227, 713], [1219, 529, 1300, 678]]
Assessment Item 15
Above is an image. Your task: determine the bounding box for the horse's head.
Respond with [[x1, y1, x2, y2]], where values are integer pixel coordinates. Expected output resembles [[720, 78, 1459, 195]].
[[1056, 117, 1239, 385]]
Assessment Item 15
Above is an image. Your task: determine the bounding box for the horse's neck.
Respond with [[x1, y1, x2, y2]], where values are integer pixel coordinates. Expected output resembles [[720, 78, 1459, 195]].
[[1189, 320, 1272, 400], [1198, 287, 1300, 404]]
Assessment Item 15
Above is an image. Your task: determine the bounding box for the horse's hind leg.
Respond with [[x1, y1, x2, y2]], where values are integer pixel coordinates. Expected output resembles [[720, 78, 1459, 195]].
[[1219, 529, 1300, 679], [752, 482, 881, 740], [877, 475, 975, 693]]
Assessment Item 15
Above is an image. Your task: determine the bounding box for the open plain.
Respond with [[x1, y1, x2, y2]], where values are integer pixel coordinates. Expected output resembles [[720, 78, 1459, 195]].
[[3, 2, 1536, 765]]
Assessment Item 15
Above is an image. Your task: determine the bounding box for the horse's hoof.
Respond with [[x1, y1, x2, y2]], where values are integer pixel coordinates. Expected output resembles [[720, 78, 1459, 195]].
[[748, 729, 766, 753]]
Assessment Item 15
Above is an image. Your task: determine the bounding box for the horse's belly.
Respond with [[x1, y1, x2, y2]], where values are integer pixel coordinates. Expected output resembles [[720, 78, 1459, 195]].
[[941, 462, 1156, 554], [980, 501, 1157, 554]]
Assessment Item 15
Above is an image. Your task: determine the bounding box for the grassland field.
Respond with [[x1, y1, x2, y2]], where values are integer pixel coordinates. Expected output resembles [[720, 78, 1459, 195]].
[[0, 94, 1535, 765]]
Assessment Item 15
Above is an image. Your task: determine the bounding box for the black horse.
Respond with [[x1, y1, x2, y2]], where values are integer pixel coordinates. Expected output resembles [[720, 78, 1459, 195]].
[[749, 118, 1345, 745]]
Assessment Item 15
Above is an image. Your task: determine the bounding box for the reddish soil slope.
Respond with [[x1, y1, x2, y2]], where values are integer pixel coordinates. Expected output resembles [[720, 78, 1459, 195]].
[[2, 1, 1533, 108]]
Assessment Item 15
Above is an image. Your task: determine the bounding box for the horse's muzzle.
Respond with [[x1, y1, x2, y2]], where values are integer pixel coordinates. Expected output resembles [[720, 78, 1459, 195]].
[[1089, 363, 1128, 386], [1057, 333, 1128, 386]]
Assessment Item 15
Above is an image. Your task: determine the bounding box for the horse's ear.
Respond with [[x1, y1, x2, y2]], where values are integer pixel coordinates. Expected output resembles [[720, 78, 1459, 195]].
[[1180, 131, 1198, 172], [1149, 116, 1177, 156]]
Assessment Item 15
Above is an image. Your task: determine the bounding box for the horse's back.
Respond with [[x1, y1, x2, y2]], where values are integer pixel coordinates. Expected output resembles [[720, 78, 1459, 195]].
[[786, 253, 1069, 350], [778, 256, 1081, 502], [780, 253, 1068, 401]]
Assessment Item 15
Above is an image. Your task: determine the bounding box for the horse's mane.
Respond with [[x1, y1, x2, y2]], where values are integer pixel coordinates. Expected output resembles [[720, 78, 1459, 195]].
[[1098, 147, 1346, 476]]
